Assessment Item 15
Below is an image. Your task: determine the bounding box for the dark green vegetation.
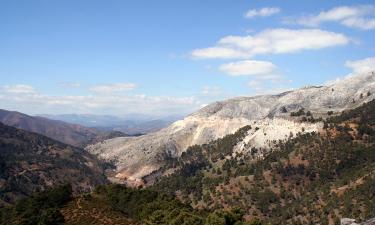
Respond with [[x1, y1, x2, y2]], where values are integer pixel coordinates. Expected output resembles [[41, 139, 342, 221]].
[[0, 122, 108, 206], [0, 184, 260, 225], [151, 100, 375, 224], [95, 184, 259, 225], [153, 125, 252, 201], [0, 184, 72, 225]]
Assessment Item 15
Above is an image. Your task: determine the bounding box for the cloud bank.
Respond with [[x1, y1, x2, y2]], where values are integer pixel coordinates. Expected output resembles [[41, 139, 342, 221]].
[[0, 84, 201, 117], [295, 5, 375, 30], [191, 29, 349, 59], [346, 57, 375, 74], [89, 83, 137, 94]]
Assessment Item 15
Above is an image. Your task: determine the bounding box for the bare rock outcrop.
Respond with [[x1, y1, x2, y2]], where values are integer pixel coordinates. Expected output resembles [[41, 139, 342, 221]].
[[86, 72, 375, 184]]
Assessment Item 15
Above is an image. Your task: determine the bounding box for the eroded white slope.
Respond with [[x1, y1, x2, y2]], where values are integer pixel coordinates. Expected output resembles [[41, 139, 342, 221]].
[[86, 72, 375, 183], [232, 118, 321, 157]]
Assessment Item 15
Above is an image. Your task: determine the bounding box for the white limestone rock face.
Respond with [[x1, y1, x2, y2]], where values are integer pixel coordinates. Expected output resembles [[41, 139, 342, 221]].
[[86, 72, 375, 183], [232, 118, 322, 157]]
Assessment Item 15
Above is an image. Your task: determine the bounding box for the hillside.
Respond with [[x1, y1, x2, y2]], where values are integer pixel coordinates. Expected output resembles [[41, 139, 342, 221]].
[[0, 122, 109, 206], [87, 72, 375, 185], [2, 100, 375, 224], [150, 99, 375, 224], [0, 184, 260, 225], [0, 109, 126, 147]]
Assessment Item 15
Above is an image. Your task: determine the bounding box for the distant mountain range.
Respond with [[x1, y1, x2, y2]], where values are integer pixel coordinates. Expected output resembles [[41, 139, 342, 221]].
[[39, 113, 182, 135], [0, 109, 127, 147]]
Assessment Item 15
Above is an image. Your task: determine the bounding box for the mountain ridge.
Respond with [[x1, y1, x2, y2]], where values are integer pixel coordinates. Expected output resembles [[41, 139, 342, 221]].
[[150, 98, 375, 224], [0, 109, 127, 147], [38, 113, 180, 135], [87, 72, 375, 185]]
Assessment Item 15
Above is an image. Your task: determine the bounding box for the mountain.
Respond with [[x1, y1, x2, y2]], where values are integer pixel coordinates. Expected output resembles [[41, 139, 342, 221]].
[[86, 72, 375, 185], [0, 109, 126, 147], [3, 99, 375, 224], [40, 114, 181, 135], [0, 122, 109, 206], [149, 98, 375, 224]]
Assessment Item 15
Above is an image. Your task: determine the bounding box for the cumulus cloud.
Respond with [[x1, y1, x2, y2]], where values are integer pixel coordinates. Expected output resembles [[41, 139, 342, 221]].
[[247, 80, 261, 88], [345, 57, 375, 74], [0, 85, 201, 116], [295, 5, 375, 30], [247, 78, 293, 95], [89, 83, 137, 94], [245, 7, 281, 18], [202, 86, 222, 96], [2, 84, 35, 94], [219, 60, 277, 76], [59, 82, 81, 88], [191, 47, 248, 59], [323, 57, 375, 86], [191, 29, 349, 59], [244, 67, 293, 96]]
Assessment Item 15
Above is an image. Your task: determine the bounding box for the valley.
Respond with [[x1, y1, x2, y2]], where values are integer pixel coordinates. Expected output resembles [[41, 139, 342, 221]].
[[1, 72, 375, 224], [2, 1, 375, 224]]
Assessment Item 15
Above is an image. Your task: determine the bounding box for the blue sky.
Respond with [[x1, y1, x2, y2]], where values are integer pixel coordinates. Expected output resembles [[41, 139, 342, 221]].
[[0, 0, 374, 117]]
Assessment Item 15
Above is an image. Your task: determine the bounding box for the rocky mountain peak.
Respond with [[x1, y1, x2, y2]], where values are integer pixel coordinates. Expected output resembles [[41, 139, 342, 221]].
[[86, 72, 375, 185]]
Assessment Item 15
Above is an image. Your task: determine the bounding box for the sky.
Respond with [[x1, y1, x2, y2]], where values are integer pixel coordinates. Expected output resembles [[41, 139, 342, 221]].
[[0, 0, 375, 118]]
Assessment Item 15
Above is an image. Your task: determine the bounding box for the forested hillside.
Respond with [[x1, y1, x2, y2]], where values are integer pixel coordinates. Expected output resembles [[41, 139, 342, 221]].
[[0, 184, 261, 225], [151, 100, 375, 224], [0, 123, 109, 206]]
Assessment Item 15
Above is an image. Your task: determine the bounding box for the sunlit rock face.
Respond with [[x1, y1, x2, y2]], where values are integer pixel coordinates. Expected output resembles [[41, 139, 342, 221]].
[[86, 72, 375, 184]]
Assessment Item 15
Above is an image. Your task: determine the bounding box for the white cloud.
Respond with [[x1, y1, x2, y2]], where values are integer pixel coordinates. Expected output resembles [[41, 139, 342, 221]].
[[245, 7, 281, 18], [191, 28, 349, 59], [191, 47, 248, 59], [296, 5, 375, 30], [0, 84, 201, 117], [2, 84, 35, 94], [219, 60, 277, 76], [245, 70, 294, 96], [89, 83, 137, 94], [247, 79, 293, 95], [345, 57, 375, 74], [59, 82, 81, 88], [247, 80, 261, 88], [202, 86, 222, 96]]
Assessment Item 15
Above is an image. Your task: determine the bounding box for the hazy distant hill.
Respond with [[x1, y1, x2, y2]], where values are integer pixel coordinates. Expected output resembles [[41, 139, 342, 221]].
[[0, 109, 127, 147], [40, 113, 182, 135], [0, 122, 109, 206]]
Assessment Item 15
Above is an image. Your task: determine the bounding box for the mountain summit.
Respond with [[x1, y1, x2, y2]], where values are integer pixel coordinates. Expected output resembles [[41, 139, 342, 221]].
[[86, 72, 375, 185]]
